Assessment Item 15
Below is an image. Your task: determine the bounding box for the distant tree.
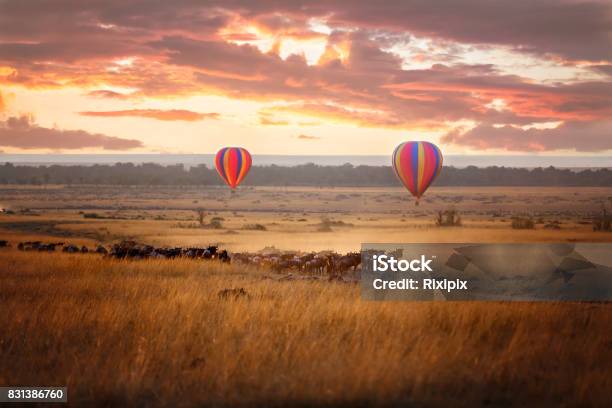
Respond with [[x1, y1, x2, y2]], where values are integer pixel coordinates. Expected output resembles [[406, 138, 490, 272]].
[[1, 163, 611, 187], [196, 209, 206, 226]]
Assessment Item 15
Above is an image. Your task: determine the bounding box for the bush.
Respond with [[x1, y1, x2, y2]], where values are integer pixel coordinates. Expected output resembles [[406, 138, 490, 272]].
[[511, 216, 535, 229], [242, 223, 267, 231], [206, 220, 224, 229], [435, 210, 462, 227], [544, 221, 561, 230], [317, 224, 333, 232], [319, 217, 353, 227], [593, 209, 612, 231]]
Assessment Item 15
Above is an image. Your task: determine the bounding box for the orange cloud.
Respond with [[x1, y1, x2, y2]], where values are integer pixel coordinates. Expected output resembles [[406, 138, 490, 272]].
[[259, 117, 289, 126], [79, 109, 220, 121], [297, 134, 320, 140], [1, 2, 611, 152], [265, 103, 439, 130], [258, 111, 290, 126]]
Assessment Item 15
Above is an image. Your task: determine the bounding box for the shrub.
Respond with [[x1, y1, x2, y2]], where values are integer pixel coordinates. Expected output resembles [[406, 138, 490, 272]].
[[206, 220, 224, 229], [544, 221, 561, 230], [317, 224, 333, 232], [242, 223, 267, 231], [435, 210, 462, 227], [319, 217, 353, 227], [593, 209, 612, 232], [511, 216, 535, 229]]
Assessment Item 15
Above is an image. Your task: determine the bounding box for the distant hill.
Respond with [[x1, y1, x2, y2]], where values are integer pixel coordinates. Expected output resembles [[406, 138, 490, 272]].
[[1, 162, 612, 186]]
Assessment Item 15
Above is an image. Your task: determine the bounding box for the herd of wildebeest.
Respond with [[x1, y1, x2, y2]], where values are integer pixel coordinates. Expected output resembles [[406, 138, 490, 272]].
[[0, 239, 362, 278]]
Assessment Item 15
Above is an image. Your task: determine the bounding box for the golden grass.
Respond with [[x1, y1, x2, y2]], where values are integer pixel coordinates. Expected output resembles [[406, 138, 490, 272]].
[[3, 185, 612, 253], [1, 249, 610, 407]]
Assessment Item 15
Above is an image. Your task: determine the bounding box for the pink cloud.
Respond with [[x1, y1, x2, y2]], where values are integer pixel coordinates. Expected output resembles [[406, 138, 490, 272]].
[[0, 115, 143, 150], [0, 2, 610, 152], [442, 120, 612, 152], [86, 90, 133, 99]]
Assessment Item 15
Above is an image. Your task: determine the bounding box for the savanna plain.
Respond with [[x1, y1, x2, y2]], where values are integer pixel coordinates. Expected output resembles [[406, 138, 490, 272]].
[[0, 185, 611, 407]]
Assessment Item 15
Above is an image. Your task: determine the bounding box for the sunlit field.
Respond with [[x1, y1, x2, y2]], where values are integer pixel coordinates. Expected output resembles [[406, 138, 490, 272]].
[[1, 185, 612, 252], [1, 185, 611, 406], [0, 250, 610, 407]]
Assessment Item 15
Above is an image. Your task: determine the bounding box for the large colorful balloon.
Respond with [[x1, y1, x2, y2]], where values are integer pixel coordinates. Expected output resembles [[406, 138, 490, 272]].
[[215, 147, 252, 189], [392, 141, 443, 204]]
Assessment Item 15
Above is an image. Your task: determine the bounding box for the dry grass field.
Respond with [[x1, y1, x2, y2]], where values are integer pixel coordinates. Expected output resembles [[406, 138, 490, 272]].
[[1, 185, 612, 252], [0, 250, 610, 407], [1, 185, 611, 406]]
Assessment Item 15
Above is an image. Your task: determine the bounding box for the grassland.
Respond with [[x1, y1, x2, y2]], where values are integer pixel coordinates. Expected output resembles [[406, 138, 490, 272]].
[[1, 185, 612, 252], [1, 185, 611, 406], [0, 250, 610, 407]]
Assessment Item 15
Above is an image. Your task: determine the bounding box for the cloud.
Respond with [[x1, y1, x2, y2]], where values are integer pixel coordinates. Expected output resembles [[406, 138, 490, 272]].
[[259, 117, 289, 126], [79, 109, 219, 121], [441, 120, 612, 152], [86, 90, 133, 99], [153, 34, 612, 129], [258, 112, 290, 126], [0, 1, 610, 153], [0, 91, 4, 111], [297, 134, 320, 140], [320, 0, 612, 62], [0, 115, 143, 150], [4, 1, 606, 62], [591, 64, 612, 77], [265, 102, 439, 129]]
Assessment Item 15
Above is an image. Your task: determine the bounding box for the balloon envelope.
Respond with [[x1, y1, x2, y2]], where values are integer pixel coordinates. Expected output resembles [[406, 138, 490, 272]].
[[215, 147, 252, 188], [392, 141, 443, 200]]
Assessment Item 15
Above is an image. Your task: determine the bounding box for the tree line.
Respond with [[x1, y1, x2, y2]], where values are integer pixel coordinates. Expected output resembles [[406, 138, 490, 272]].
[[0, 162, 611, 186]]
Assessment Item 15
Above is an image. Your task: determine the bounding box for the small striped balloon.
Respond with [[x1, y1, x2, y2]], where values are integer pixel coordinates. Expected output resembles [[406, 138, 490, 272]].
[[392, 141, 443, 204], [215, 147, 252, 189]]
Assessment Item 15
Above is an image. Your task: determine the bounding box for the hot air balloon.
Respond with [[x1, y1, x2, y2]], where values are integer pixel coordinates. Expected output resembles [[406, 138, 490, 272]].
[[392, 141, 443, 205], [215, 147, 252, 189]]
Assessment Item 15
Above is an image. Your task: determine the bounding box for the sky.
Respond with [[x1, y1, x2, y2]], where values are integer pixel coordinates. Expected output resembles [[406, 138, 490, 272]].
[[0, 0, 611, 157]]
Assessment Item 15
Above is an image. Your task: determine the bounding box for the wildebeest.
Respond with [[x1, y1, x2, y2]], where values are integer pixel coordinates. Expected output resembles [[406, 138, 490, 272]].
[[226, 249, 361, 277], [303, 253, 333, 275], [18, 241, 40, 251], [107, 241, 228, 262], [17, 241, 62, 252], [95, 245, 108, 254], [152, 247, 182, 259], [332, 252, 361, 274], [183, 245, 218, 259], [218, 250, 231, 263], [62, 244, 80, 253], [7, 238, 360, 278], [109, 241, 154, 259]]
